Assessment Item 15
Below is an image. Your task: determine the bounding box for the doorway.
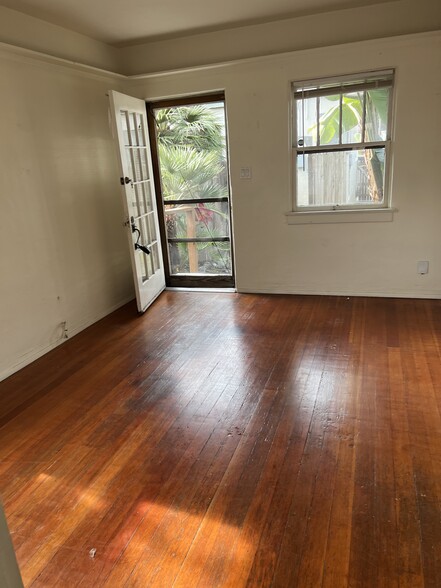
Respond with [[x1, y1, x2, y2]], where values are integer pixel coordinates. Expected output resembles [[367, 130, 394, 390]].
[[147, 94, 235, 288]]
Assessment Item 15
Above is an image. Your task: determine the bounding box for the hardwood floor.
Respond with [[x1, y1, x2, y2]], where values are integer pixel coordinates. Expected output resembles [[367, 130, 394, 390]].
[[1, 292, 441, 587]]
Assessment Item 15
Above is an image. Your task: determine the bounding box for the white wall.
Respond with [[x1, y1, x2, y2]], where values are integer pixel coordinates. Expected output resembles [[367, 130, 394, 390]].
[[119, 0, 441, 74], [0, 6, 122, 73], [0, 47, 134, 381], [126, 32, 441, 298]]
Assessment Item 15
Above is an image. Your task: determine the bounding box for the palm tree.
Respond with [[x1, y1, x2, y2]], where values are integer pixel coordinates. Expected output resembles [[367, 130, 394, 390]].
[[157, 144, 228, 202], [155, 105, 224, 154]]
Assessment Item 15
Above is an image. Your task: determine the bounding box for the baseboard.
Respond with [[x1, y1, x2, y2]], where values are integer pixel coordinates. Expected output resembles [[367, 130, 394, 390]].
[[0, 295, 135, 383], [236, 286, 441, 300], [65, 295, 135, 340]]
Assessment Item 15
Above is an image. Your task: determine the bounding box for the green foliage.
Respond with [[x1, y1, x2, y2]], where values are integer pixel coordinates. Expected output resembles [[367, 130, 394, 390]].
[[158, 144, 228, 201], [314, 96, 362, 144], [156, 105, 227, 202], [312, 89, 389, 144], [155, 104, 231, 274], [156, 105, 224, 153], [368, 89, 389, 126]]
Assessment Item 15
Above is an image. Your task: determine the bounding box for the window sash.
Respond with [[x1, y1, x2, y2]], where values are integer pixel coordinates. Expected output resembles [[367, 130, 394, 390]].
[[293, 143, 391, 211], [295, 96, 391, 148]]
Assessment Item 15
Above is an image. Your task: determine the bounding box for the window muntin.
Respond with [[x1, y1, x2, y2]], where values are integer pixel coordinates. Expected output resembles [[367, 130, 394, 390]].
[[293, 70, 393, 210]]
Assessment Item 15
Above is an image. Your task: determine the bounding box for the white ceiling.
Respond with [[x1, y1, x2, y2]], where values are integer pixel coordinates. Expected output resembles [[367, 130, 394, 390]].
[[0, 0, 395, 45]]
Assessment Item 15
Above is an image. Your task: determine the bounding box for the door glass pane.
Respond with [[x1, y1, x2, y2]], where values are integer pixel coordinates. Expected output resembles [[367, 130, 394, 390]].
[[121, 112, 130, 146], [151, 242, 160, 272], [146, 211, 157, 245], [139, 215, 148, 246], [137, 116, 147, 146], [133, 151, 142, 181], [147, 248, 154, 279], [123, 148, 135, 182], [129, 113, 138, 146], [143, 182, 153, 212], [134, 185, 145, 215], [138, 218, 150, 280], [297, 147, 386, 206], [138, 246, 149, 282], [139, 216, 156, 279], [139, 150, 149, 180]]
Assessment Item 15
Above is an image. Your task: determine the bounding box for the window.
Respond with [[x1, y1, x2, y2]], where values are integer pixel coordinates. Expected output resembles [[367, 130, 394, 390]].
[[292, 70, 394, 212]]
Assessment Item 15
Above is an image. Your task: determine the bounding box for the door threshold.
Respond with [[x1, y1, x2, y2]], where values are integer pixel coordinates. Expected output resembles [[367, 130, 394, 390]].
[[166, 287, 236, 293]]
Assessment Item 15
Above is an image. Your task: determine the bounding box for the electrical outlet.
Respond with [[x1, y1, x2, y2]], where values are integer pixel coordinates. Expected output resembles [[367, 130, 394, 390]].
[[240, 167, 252, 179], [61, 321, 69, 339], [417, 261, 429, 275]]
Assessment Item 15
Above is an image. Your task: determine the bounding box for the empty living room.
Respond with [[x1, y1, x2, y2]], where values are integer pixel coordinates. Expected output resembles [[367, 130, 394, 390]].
[[0, 0, 440, 586]]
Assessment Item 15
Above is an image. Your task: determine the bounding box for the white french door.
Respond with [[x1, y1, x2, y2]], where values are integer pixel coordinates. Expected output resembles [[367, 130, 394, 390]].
[[109, 90, 165, 312]]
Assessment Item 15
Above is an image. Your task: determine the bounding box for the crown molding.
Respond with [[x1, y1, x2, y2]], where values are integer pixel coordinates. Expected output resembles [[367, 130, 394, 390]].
[[0, 41, 125, 81]]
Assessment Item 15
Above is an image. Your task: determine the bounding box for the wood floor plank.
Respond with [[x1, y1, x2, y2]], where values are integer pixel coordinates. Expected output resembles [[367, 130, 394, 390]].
[[0, 292, 440, 587]]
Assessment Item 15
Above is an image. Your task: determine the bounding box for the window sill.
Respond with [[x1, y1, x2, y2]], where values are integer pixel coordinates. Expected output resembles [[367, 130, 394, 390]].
[[285, 207, 397, 225]]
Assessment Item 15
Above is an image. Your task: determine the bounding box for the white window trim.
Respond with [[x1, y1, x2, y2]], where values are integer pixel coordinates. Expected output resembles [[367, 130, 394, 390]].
[[285, 207, 397, 225], [290, 69, 395, 219]]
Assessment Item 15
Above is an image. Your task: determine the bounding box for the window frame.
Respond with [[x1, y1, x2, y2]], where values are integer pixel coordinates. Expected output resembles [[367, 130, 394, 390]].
[[291, 70, 395, 213]]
